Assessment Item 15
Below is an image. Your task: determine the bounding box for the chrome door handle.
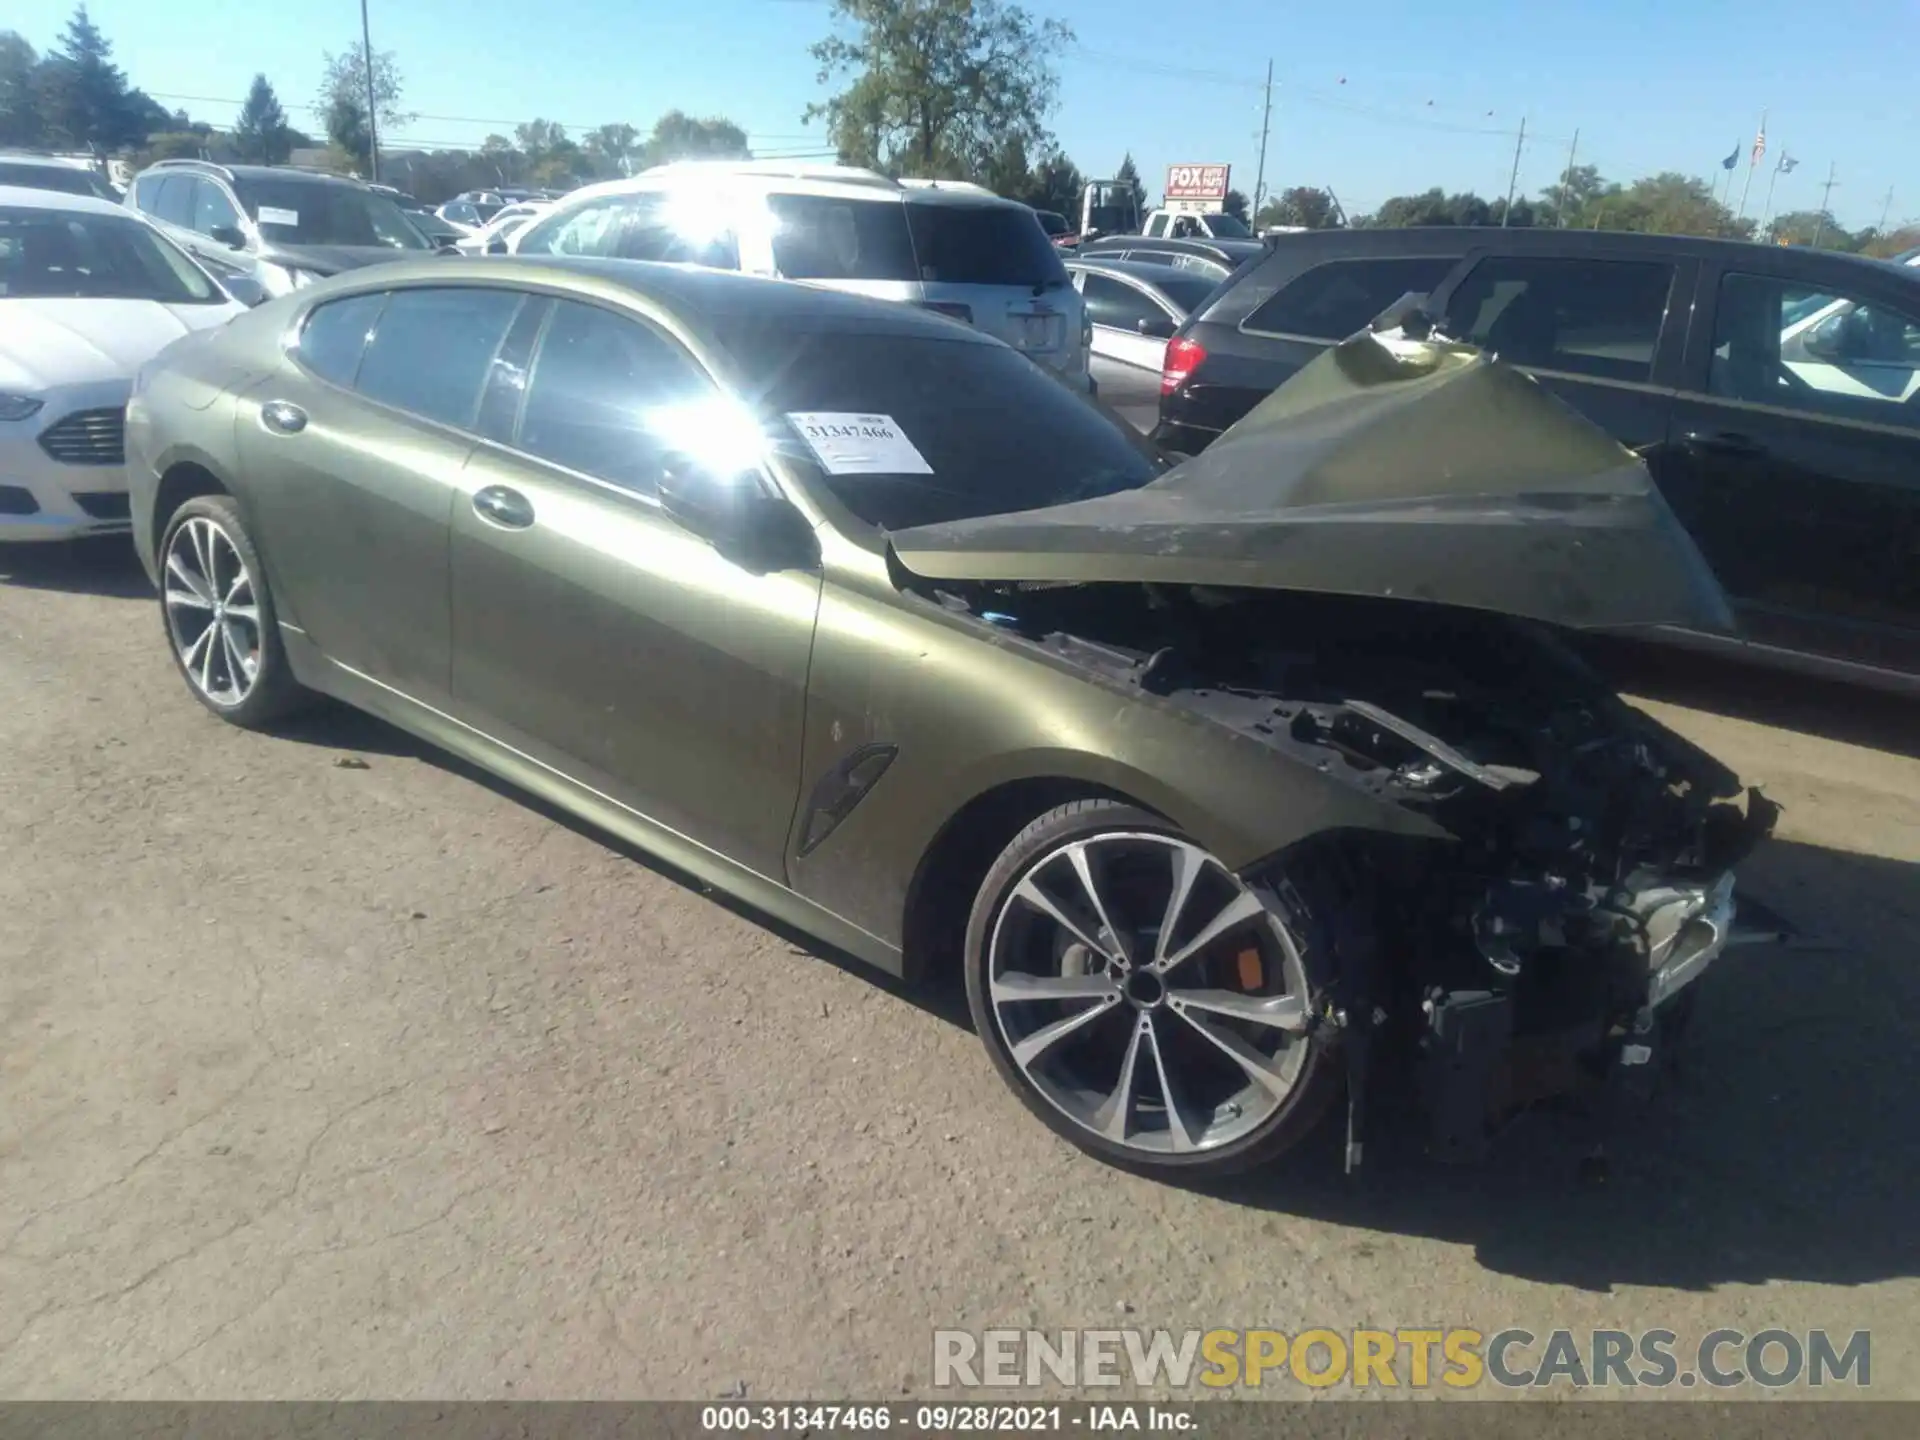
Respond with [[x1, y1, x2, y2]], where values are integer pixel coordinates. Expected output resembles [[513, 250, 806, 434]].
[[260, 400, 307, 434], [472, 484, 535, 529]]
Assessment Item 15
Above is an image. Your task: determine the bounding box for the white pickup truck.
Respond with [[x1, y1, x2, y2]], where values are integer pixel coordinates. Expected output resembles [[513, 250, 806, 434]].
[[1138, 208, 1255, 241]]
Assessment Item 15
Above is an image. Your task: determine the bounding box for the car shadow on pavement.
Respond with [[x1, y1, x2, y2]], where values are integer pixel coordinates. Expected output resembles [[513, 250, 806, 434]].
[[1577, 634, 1920, 763], [1205, 835, 1920, 1293], [0, 537, 154, 599], [268, 699, 978, 1030]]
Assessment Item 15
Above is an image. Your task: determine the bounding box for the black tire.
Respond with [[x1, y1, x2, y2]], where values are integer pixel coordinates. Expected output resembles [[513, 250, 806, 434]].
[[964, 798, 1342, 1178], [158, 494, 309, 729]]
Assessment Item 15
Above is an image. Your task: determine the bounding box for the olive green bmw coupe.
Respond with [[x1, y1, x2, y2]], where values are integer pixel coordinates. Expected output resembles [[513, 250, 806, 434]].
[[126, 257, 1776, 1177]]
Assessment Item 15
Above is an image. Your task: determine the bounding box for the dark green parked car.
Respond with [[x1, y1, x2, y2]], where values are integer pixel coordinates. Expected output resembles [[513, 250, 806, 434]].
[[125, 257, 1776, 1177]]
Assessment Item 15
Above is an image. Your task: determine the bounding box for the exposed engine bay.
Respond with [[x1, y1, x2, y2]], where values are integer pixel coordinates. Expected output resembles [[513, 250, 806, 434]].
[[927, 576, 1782, 1167]]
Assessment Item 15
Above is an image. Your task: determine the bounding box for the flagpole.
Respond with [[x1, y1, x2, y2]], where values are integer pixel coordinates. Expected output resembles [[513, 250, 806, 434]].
[[1735, 109, 1766, 224], [1760, 162, 1782, 239]]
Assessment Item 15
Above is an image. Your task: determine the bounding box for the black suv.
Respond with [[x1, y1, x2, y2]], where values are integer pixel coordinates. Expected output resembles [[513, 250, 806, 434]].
[[1154, 227, 1920, 688]]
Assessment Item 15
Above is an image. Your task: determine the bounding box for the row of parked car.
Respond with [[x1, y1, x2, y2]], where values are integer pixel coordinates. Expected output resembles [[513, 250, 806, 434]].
[[4, 148, 1919, 692]]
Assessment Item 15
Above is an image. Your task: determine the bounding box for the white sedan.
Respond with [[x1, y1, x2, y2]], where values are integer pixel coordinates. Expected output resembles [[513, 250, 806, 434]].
[[1, 187, 245, 543], [456, 200, 553, 255]]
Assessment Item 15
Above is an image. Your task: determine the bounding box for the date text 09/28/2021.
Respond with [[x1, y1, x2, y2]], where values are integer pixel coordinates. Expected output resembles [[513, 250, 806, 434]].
[[701, 1405, 1190, 1432]]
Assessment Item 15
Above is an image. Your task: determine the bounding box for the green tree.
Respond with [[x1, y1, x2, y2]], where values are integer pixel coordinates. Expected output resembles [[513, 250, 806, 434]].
[[1537, 162, 1611, 226], [317, 43, 410, 172], [584, 122, 642, 177], [806, 0, 1071, 178], [0, 31, 40, 147], [1222, 188, 1249, 224], [1256, 185, 1338, 230], [642, 110, 749, 165], [1601, 172, 1749, 239], [1767, 208, 1856, 249], [231, 73, 291, 165], [1113, 152, 1146, 212], [36, 5, 141, 149]]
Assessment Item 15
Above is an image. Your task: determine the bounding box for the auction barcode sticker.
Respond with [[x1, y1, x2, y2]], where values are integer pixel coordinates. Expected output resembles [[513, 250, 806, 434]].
[[786, 412, 933, 475], [257, 207, 300, 227]]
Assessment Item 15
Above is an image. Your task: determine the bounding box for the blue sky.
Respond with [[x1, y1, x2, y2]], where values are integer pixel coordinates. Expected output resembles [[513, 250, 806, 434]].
[[13, 0, 1917, 230]]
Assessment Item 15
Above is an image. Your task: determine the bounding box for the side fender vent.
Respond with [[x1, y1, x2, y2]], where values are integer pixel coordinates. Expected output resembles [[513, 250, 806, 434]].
[[797, 743, 900, 857]]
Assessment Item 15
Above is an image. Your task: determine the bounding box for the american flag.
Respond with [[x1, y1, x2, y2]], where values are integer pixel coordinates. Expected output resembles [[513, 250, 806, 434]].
[[1751, 121, 1767, 166]]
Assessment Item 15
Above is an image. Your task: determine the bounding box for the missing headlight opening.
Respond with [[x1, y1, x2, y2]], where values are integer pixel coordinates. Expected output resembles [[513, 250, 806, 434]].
[[926, 579, 1782, 1171]]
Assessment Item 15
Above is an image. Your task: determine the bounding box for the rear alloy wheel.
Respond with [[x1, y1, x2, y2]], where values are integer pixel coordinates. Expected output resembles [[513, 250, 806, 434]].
[[965, 800, 1338, 1177], [160, 495, 306, 728]]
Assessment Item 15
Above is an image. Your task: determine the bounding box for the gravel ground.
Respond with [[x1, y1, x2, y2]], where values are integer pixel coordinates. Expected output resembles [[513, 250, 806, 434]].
[[2, 537, 1916, 1401]]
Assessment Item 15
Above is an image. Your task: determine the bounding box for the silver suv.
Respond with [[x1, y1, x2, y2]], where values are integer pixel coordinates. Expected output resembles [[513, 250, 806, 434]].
[[124, 159, 437, 302], [509, 162, 1093, 392]]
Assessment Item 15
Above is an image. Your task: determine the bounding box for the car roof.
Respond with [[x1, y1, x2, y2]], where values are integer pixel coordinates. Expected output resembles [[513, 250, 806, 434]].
[[0, 184, 134, 217], [1256, 223, 1914, 279], [1083, 234, 1265, 258], [0, 151, 96, 170], [326, 254, 1007, 343], [542, 163, 1032, 215], [1067, 257, 1209, 288]]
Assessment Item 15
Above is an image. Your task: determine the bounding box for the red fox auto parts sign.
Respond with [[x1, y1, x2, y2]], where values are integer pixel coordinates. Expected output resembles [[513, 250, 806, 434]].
[[1165, 164, 1230, 201]]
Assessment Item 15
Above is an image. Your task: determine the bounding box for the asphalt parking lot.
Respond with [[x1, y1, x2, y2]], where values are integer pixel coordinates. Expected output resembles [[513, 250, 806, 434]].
[[3, 536, 1918, 1401]]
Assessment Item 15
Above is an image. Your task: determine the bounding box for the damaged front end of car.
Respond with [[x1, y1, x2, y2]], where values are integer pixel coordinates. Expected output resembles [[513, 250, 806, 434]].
[[889, 327, 1783, 1168]]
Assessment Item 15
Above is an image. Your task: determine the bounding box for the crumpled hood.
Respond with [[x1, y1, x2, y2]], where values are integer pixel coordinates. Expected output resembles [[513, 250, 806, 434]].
[[0, 297, 241, 391], [888, 331, 1735, 634]]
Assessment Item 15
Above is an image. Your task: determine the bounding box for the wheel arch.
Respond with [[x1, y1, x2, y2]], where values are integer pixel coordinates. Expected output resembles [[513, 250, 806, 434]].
[[895, 745, 1234, 987]]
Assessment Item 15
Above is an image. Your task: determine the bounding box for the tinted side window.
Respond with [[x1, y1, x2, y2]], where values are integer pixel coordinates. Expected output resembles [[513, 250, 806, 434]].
[[295, 291, 389, 387], [130, 174, 162, 213], [1713, 271, 1920, 432], [768, 194, 917, 281], [1444, 255, 1673, 382], [1082, 274, 1159, 331], [515, 191, 736, 267], [151, 176, 196, 229], [192, 180, 241, 236], [356, 288, 525, 428], [1245, 255, 1456, 341], [515, 300, 714, 497]]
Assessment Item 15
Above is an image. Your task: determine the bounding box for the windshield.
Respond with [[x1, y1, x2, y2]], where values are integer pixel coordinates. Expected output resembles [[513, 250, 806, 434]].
[[905, 203, 1069, 288], [1034, 210, 1069, 236], [1203, 212, 1252, 238], [0, 205, 221, 302], [725, 328, 1163, 531], [234, 179, 431, 250], [0, 163, 116, 200]]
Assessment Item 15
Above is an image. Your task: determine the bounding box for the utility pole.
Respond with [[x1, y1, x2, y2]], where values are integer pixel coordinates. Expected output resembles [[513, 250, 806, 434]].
[[360, 0, 380, 183], [1251, 60, 1274, 222], [1501, 115, 1526, 226], [1554, 128, 1579, 227], [1877, 184, 1895, 235], [1812, 162, 1838, 247]]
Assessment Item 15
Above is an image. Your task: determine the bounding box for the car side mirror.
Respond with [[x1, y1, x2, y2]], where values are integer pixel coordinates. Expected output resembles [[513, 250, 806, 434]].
[[1135, 315, 1176, 339], [657, 458, 817, 572], [1802, 311, 1863, 363], [210, 224, 247, 251], [486, 237, 509, 255], [435, 239, 462, 255]]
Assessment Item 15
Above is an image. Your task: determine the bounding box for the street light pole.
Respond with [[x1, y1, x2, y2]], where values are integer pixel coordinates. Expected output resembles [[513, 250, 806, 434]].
[[1812, 162, 1838, 247], [360, 0, 380, 183]]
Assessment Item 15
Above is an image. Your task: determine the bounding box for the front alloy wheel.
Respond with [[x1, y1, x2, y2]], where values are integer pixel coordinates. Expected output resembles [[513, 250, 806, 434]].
[[966, 800, 1337, 1176], [159, 494, 306, 728]]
